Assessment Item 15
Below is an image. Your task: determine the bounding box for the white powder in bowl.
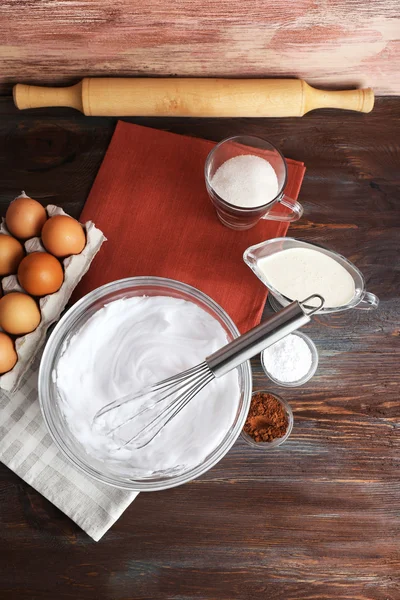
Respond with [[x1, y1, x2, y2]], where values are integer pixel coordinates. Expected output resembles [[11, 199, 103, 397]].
[[262, 333, 313, 383], [211, 154, 279, 208]]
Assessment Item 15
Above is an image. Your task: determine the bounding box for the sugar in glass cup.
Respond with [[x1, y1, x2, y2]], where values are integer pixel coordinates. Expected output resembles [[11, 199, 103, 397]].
[[261, 331, 319, 388], [204, 135, 303, 230], [241, 391, 293, 450]]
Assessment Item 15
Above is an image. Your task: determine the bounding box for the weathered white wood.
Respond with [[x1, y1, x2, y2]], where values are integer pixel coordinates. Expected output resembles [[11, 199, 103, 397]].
[[0, 0, 398, 95]]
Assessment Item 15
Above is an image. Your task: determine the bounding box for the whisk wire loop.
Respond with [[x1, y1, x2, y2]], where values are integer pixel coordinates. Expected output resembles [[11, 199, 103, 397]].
[[95, 362, 211, 423], [119, 368, 215, 449], [94, 362, 214, 448]]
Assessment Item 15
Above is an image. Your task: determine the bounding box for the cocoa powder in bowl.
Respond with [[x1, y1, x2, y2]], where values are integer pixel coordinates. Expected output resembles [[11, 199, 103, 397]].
[[243, 391, 291, 445]]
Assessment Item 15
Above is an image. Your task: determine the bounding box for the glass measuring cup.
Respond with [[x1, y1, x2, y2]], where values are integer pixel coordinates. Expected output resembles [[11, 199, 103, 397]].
[[243, 237, 379, 314], [204, 135, 303, 230]]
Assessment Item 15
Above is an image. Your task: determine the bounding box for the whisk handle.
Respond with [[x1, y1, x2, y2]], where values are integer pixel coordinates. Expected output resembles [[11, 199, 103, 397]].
[[206, 295, 323, 378]]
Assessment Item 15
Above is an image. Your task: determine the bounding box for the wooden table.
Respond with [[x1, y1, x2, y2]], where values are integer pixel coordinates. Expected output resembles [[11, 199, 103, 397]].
[[0, 97, 399, 600]]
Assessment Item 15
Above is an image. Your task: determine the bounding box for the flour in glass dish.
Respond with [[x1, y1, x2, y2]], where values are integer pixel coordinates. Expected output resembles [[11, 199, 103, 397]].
[[55, 296, 241, 477]]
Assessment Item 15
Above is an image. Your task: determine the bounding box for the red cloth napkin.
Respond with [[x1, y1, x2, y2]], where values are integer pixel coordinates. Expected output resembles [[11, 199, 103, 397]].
[[75, 122, 305, 332]]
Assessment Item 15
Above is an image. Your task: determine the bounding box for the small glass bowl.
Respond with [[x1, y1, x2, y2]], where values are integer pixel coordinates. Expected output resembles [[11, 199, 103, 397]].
[[241, 391, 293, 450], [261, 331, 319, 388]]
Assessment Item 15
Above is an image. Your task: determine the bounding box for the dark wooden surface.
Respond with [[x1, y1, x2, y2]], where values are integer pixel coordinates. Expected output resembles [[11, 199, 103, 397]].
[[0, 97, 399, 600]]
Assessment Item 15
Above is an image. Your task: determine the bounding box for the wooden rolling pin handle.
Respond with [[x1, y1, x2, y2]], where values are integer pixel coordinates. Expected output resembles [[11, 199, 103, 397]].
[[13, 82, 84, 112], [303, 82, 374, 114]]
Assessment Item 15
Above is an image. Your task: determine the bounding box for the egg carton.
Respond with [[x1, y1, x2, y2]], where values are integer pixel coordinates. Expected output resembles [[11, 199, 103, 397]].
[[0, 195, 106, 392]]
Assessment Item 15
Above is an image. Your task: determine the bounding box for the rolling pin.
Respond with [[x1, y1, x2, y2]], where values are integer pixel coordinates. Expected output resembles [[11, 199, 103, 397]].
[[13, 78, 374, 117]]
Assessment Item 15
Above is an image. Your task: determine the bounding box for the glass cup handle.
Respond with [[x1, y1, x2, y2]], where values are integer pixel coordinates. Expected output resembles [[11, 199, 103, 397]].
[[262, 194, 304, 222], [356, 291, 379, 310]]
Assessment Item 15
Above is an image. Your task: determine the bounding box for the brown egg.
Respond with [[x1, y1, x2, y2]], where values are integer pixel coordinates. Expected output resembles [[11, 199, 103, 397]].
[[0, 292, 41, 335], [0, 234, 25, 276], [6, 196, 47, 240], [0, 332, 18, 374], [18, 252, 64, 296], [41, 215, 86, 258]]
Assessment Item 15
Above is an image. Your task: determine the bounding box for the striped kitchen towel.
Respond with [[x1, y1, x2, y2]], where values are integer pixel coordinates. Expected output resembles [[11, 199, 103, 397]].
[[0, 352, 138, 541]]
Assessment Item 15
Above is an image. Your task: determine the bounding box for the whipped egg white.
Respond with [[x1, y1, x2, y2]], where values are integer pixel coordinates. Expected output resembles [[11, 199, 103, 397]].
[[56, 296, 240, 477]]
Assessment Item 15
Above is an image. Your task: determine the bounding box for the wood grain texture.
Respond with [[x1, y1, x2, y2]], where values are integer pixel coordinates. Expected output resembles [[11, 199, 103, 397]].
[[0, 1, 399, 95], [0, 98, 399, 599]]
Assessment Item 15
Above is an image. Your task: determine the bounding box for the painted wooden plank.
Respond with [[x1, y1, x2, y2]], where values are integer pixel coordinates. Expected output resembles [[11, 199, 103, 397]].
[[0, 0, 399, 95]]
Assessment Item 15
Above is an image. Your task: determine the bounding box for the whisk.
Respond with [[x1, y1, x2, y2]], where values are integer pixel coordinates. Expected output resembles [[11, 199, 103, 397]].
[[94, 294, 324, 449]]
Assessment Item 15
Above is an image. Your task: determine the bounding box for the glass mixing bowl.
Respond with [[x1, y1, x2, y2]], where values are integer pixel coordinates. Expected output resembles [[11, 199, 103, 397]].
[[39, 277, 252, 491]]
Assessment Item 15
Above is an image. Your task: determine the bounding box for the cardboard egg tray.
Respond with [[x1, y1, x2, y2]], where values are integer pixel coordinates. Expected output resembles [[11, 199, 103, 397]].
[[0, 193, 106, 392]]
